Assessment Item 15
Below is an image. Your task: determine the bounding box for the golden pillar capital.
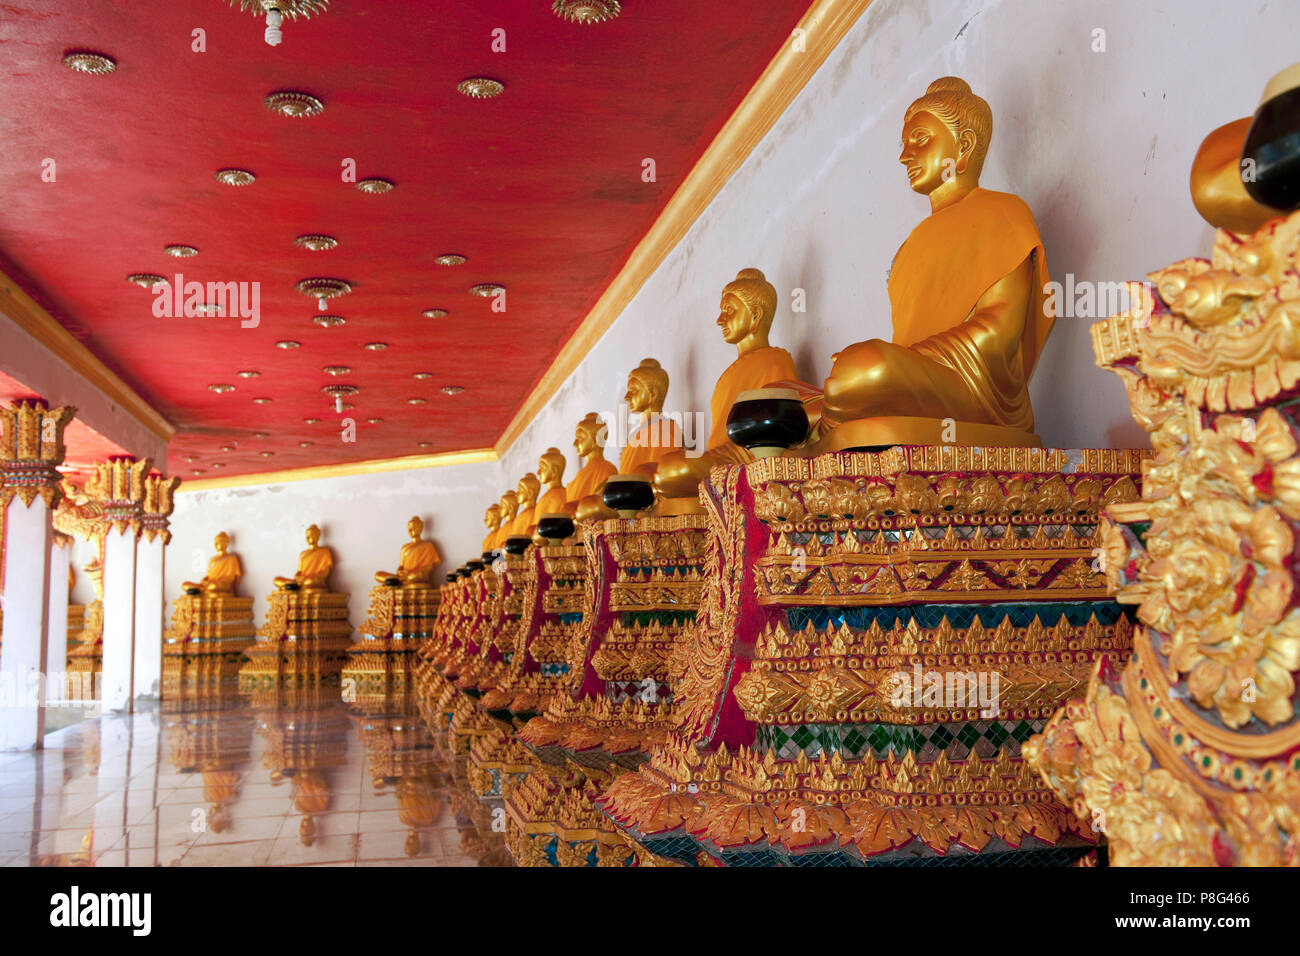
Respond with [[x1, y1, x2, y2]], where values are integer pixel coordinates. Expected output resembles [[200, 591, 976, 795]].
[[85, 455, 152, 537], [0, 398, 76, 510], [141, 472, 181, 544]]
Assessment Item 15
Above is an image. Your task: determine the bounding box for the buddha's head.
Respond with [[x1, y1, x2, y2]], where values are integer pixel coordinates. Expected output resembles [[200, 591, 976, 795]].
[[305, 524, 322, 547], [214, 531, 230, 553], [718, 268, 777, 346], [484, 503, 501, 531], [537, 447, 566, 486], [407, 515, 424, 540], [499, 490, 519, 521], [625, 358, 669, 415], [574, 413, 607, 460], [516, 472, 541, 507], [900, 77, 991, 197]]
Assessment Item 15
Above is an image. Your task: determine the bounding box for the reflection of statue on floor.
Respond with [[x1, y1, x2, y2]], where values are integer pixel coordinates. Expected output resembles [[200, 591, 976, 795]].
[[183, 532, 242, 595], [375, 516, 440, 588], [274, 524, 334, 591], [816, 77, 1054, 451]]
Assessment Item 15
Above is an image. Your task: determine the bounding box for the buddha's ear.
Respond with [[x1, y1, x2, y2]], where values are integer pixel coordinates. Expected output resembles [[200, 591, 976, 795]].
[[957, 128, 977, 170]]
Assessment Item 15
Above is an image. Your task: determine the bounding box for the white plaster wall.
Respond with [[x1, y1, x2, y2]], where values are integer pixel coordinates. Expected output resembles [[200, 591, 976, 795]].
[[162, 0, 1296, 612]]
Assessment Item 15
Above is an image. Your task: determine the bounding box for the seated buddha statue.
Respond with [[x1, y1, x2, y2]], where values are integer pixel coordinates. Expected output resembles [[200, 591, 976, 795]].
[[816, 77, 1054, 450], [653, 268, 802, 500], [375, 516, 441, 588], [508, 473, 541, 538], [574, 358, 687, 520], [567, 413, 618, 521], [183, 531, 242, 595], [620, 358, 685, 477], [481, 504, 502, 555], [534, 448, 568, 519], [273, 524, 335, 592], [489, 490, 520, 552]]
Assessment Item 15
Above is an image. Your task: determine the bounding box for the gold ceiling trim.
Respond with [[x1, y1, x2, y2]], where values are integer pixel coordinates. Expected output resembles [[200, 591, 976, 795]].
[[179, 447, 499, 492], [493, 0, 873, 457], [0, 267, 175, 443]]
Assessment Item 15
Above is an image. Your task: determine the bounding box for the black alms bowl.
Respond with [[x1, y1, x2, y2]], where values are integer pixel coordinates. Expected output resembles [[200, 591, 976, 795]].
[[465, 559, 485, 573], [504, 535, 532, 556], [447, 570, 461, 582], [481, 550, 499, 564], [726, 387, 809, 458], [1243, 63, 1300, 212], [602, 473, 655, 517], [536, 512, 576, 541]]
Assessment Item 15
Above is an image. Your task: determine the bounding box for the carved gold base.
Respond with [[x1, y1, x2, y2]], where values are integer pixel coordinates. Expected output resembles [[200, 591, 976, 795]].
[[812, 416, 1042, 452]]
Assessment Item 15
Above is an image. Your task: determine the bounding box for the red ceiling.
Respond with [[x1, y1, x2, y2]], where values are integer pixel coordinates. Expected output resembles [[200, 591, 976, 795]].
[[0, 0, 814, 480]]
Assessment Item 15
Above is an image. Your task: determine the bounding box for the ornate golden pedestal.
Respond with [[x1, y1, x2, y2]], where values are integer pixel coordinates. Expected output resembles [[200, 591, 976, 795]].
[[65, 599, 103, 701], [238, 590, 352, 686], [1026, 215, 1300, 866], [599, 446, 1146, 865], [343, 584, 440, 688], [504, 514, 710, 867], [162, 593, 257, 691]]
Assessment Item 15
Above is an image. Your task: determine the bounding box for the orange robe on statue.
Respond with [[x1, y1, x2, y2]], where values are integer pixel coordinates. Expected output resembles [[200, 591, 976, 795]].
[[707, 346, 800, 451], [533, 487, 567, 522], [620, 416, 685, 475], [566, 458, 617, 503], [879, 187, 1051, 429]]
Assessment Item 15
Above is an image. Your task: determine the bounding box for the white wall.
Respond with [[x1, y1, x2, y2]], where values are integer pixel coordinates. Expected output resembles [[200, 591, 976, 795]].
[[164, 0, 1296, 615]]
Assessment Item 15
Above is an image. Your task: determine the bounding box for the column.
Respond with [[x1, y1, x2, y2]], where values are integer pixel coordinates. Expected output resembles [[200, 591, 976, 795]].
[[88, 456, 151, 713], [0, 399, 75, 750], [44, 534, 72, 702], [133, 474, 177, 700]]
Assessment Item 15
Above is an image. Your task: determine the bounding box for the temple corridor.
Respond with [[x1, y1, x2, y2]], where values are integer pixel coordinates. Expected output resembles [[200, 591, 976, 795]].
[[0, 689, 511, 867]]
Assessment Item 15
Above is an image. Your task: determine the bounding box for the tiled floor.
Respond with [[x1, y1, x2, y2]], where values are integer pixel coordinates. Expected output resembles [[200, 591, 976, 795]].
[[0, 688, 513, 867]]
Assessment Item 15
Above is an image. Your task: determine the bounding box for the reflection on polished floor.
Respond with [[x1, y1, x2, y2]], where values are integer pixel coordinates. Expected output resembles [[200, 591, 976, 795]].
[[0, 686, 513, 867]]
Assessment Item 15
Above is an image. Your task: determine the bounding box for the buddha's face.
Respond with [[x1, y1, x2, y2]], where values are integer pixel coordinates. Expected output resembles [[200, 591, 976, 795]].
[[214, 533, 229, 553], [500, 493, 518, 518], [538, 456, 557, 484], [717, 291, 754, 345], [517, 478, 538, 504], [625, 374, 653, 414], [899, 110, 961, 196], [408, 516, 423, 539], [574, 422, 602, 459], [484, 507, 500, 530], [306, 525, 321, 547]]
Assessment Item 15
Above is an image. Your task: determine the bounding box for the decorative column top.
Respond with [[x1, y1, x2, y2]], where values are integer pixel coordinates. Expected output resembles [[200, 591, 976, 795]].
[[141, 472, 181, 544], [0, 398, 76, 509], [85, 456, 152, 536]]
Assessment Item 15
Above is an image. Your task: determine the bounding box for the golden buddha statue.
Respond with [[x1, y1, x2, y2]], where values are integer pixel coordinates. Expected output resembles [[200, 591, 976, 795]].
[[508, 473, 541, 537], [653, 268, 800, 499], [273, 524, 335, 592], [568, 413, 619, 521], [620, 358, 685, 477], [375, 516, 441, 588], [490, 490, 520, 550], [481, 503, 502, 554], [534, 448, 568, 519], [182, 531, 243, 595], [1190, 117, 1285, 235], [817, 77, 1054, 450]]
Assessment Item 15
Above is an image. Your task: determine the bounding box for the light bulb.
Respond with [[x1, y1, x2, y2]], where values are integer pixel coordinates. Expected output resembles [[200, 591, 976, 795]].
[[318, 297, 328, 311], [265, 8, 284, 46]]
